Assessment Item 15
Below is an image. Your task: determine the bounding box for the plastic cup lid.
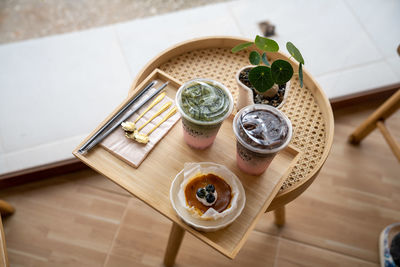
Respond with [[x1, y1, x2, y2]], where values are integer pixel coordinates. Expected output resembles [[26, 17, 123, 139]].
[[176, 78, 234, 126], [233, 104, 292, 154]]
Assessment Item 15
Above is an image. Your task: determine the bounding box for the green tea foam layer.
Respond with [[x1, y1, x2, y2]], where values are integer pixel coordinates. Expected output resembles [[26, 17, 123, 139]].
[[180, 81, 230, 122]]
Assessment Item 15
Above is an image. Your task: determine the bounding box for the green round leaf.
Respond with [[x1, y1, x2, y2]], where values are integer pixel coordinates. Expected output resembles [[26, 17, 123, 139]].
[[261, 52, 270, 66], [299, 63, 304, 88], [249, 51, 261, 65], [231, 42, 253, 53], [286, 42, 304, 64], [255, 35, 279, 52], [271, 60, 294, 85], [248, 66, 274, 93]]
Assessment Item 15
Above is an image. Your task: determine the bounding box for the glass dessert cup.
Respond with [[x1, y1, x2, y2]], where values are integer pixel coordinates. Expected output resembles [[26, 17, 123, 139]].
[[176, 78, 234, 149], [233, 104, 293, 176]]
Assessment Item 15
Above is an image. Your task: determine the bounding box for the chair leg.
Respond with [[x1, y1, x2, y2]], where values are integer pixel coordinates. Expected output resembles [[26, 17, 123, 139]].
[[0, 200, 14, 216], [349, 90, 400, 144], [163, 222, 185, 267], [274, 206, 285, 227], [376, 121, 400, 162]]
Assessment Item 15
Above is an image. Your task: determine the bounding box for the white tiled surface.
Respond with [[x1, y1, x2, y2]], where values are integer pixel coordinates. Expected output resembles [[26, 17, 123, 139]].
[[0, 135, 86, 173], [0, 27, 132, 173], [317, 61, 399, 99], [345, 0, 400, 58], [1, 0, 399, 174], [387, 57, 400, 79], [116, 2, 242, 77]]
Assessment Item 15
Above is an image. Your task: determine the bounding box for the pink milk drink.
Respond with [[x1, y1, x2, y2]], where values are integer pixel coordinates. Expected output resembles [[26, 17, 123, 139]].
[[176, 79, 234, 149], [233, 104, 292, 175]]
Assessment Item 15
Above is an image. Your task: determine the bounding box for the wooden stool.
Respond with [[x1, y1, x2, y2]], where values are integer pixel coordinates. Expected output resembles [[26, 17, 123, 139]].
[[349, 89, 400, 162], [0, 200, 14, 267]]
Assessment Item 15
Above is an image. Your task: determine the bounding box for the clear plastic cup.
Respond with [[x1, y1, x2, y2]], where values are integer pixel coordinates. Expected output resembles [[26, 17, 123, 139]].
[[233, 104, 292, 175], [176, 78, 234, 149]]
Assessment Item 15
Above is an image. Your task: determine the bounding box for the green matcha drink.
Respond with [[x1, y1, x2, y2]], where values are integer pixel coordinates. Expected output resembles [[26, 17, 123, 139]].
[[176, 79, 233, 149]]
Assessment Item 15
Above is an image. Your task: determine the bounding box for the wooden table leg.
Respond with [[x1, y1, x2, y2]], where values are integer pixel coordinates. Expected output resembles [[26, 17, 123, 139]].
[[163, 222, 185, 267], [1, 216, 9, 267], [274, 206, 285, 227], [0, 200, 14, 216], [0, 201, 13, 267]]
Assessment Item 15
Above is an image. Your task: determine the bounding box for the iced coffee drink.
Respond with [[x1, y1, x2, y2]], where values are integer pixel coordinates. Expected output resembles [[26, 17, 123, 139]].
[[233, 104, 292, 175]]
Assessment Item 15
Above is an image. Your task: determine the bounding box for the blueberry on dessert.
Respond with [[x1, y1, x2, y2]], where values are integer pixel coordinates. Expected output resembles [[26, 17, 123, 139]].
[[206, 184, 215, 193], [195, 184, 217, 206], [196, 188, 206, 198], [206, 193, 215, 203]]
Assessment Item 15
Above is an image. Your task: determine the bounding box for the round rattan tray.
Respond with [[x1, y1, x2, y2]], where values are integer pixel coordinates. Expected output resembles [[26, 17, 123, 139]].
[[129, 36, 334, 211]]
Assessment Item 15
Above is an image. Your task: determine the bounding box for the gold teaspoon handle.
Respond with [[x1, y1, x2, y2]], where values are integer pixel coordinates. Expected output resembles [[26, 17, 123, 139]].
[[134, 92, 166, 123], [146, 106, 178, 136], [137, 102, 172, 131]]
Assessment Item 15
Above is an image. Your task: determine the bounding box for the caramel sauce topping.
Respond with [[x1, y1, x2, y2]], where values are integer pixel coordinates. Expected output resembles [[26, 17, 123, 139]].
[[184, 173, 232, 214]]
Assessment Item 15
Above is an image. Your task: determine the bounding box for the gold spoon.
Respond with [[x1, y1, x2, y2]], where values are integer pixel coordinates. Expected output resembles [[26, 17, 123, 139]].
[[121, 92, 166, 132], [146, 106, 177, 136], [137, 101, 172, 131], [133, 106, 178, 144], [134, 92, 166, 123]]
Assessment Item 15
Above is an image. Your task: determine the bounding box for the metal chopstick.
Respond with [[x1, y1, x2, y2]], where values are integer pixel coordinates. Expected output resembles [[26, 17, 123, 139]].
[[78, 80, 156, 153], [79, 81, 169, 154]]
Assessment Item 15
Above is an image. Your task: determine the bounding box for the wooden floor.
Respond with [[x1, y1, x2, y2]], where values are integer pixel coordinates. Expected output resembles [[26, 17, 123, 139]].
[[1, 99, 399, 267]]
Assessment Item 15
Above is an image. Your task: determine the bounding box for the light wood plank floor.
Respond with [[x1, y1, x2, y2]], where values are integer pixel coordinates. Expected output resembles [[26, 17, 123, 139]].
[[1, 99, 399, 267]]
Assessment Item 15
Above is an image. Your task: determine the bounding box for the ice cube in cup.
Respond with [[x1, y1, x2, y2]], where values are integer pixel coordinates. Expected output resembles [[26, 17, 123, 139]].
[[233, 104, 292, 175], [176, 79, 234, 149]]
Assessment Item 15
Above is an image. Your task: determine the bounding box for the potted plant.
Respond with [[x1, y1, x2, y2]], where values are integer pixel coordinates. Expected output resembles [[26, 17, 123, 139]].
[[232, 35, 304, 110]]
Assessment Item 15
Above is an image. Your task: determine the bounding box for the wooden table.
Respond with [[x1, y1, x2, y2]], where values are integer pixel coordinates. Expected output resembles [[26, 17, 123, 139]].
[[74, 37, 334, 266]]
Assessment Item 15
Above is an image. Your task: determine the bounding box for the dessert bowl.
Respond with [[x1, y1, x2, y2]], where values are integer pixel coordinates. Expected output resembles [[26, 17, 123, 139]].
[[170, 162, 246, 232]]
